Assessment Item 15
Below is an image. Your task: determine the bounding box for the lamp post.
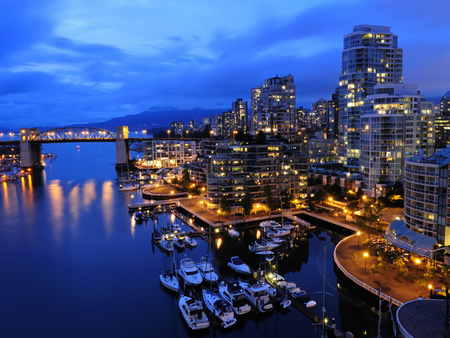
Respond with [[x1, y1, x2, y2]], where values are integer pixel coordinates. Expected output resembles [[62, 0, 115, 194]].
[[364, 252, 369, 272], [167, 130, 171, 139], [415, 258, 421, 276], [429, 284, 433, 298], [357, 231, 361, 249]]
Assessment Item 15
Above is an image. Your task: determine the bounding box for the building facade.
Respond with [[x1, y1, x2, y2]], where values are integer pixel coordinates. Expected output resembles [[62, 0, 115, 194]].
[[250, 75, 296, 141], [206, 141, 308, 207], [404, 148, 450, 245], [338, 25, 403, 170], [142, 140, 199, 168], [360, 84, 434, 194]]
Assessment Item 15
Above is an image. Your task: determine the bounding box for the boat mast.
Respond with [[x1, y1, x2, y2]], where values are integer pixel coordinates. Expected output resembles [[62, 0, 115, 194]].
[[322, 246, 326, 338]]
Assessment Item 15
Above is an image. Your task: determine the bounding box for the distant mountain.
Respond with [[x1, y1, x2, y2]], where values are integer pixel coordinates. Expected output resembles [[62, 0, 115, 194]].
[[67, 108, 224, 132]]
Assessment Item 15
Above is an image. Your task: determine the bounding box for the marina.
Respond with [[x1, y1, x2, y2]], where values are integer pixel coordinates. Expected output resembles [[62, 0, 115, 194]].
[[0, 143, 382, 337]]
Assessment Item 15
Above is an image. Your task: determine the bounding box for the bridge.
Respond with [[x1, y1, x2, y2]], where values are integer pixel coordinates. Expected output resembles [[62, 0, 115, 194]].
[[0, 126, 148, 170]]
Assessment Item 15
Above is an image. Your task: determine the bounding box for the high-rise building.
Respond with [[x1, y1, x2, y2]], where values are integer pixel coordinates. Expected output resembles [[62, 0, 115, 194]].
[[338, 25, 403, 170], [360, 84, 434, 194], [251, 75, 296, 141], [309, 99, 328, 129], [441, 91, 450, 116], [326, 93, 339, 139], [232, 98, 248, 133], [403, 148, 450, 246], [170, 121, 184, 137]]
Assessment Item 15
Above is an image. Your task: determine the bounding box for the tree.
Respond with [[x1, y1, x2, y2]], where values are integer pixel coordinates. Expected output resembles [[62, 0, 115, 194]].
[[242, 192, 253, 215], [370, 264, 379, 281], [181, 166, 191, 191], [220, 195, 231, 215], [264, 185, 275, 211], [394, 257, 408, 276], [281, 190, 293, 209], [356, 200, 384, 239], [255, 131, 267, 144]]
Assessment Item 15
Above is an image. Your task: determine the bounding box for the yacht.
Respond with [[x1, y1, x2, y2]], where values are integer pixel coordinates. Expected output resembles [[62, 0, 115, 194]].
[[184, 236, 197, 247], [173, 237, 185, 250], [179, 295, 210, 330], [202, 289, 237, 328], [239, 280, 273, 313], [160, 236, 173, 252], [266, 284, 291, 309], [227, 226, 239, 238], [196, 257, 219, 283], [218, 282, 251, 315], [178, 257, 203, 286], [227, 256, 251, 274], [265, 228, 290, 238], [248, 240, 281, 253], [259, 220, 281, 229]]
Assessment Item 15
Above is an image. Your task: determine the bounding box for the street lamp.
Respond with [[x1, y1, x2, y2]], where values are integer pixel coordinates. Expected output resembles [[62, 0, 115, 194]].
[[364, 252, 369, 272], [167, 130, 171, 139], [415, 258, 421, 276], [357, 231, 361, 249], [429, 284, 433, 298]]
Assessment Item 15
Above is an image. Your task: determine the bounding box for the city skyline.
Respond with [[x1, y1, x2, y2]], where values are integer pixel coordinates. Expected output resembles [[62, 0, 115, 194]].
[[2, 0, 450, 129]]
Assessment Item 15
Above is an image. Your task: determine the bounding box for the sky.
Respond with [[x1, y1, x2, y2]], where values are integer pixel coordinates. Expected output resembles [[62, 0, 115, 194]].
[[1, 0, 450, 130]]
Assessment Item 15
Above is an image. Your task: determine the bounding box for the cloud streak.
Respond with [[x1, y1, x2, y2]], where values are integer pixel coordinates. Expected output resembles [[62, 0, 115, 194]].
[[1, 0, 450, 130]]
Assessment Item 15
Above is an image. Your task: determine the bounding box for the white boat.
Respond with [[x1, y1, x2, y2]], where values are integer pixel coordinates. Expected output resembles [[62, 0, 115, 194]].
[[259, 220, 280, 229], [202, 289, 237, 328], [265, 228, 290, 238], [160, 247, 179, 292], [178, 257, 203, 286], [218, 282, 251, 315], [118, 183, 138, 191], [227, 256, 251, 274], [239, 280, 273, 313], [160, 236, 173, 252], [184, 236, 197, 247], [227, 227, 239, 238], [170, 223, 182, 231], [197, 257, 219, 283], [173, 237, 185, 249], [248, 240, 281, 253], [266, 284, 291, 309], [179, 295, 210, 330]]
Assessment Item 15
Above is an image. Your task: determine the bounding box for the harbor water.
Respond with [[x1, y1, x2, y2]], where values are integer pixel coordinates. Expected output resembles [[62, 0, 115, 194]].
[[0, 143, 379, 337]]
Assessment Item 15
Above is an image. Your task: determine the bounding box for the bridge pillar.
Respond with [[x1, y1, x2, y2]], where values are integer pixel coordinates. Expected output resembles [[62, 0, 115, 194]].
[[20, 128, 42, 169], [116, 126, 129, 169]]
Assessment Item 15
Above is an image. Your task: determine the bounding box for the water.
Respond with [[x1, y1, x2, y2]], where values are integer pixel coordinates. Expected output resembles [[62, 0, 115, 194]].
[[0, 142, 379, 337]]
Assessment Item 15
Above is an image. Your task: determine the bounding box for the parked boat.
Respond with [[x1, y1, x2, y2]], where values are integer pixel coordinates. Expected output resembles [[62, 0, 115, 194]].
[[178, 257, 203, 286], [202, 289, 237, 328], [248, 240, 281, 253], [239, 280, 273, 313], [265, 228, 290, 238], [227, 226, 239, 238], [197, 257, 219, 283], [160, 250, 179, 292], [179, 295, 210, 330], [184, 236, 197, 247], [227, 256, 251, 274], [134, 211, 144, 223], [170, 223, 182, 231], [173, 236, 185, 250], [218, 281, 251, 315], [259, 220, 281, 229], [118, 183, 138, 191], [266, 284, 291, 309], [160, 236, 173, 252]]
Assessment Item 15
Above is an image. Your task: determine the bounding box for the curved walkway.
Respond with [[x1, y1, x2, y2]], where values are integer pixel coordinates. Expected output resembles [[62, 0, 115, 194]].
[[334, 234, 426, 305]]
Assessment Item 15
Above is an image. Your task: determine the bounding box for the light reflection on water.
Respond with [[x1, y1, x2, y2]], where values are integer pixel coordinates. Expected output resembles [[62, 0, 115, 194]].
[[48, 180, 64, 243], [68, 185, 80, 227], [101, 181, 114, 236]]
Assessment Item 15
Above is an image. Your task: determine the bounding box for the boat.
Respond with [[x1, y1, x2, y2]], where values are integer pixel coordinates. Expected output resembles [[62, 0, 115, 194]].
[[266, 284, 291, 309], [160, 236, 173, 252], [239, 280, 273, 313], [160, 250, 179, 292], [134, 211, 144, 223], [248, 240, 281, 253], [259, 220, 281, 229], [170, 223, 182, 231], [227, 226, 239, 238], [197, 257, 219, 283], [76, 145, 80, 151], [184, 236, 197, 247], [118, 183, 138, 191], [173, 236, 185, 250], [179, 295, 210, 330], [227, 256, 251, 274], [218, 281, 251, 315], [202, 289, 237, 328], [178, 257, 203, 286], [265, 227, 290, 238]]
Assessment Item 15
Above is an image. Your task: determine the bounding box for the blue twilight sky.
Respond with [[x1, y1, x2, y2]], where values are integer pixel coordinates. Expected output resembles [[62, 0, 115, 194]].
[[1, 0, 450, 129]]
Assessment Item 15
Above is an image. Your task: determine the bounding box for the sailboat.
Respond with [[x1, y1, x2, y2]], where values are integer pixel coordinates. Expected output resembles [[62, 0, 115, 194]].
[[159, 250, 179, 292]]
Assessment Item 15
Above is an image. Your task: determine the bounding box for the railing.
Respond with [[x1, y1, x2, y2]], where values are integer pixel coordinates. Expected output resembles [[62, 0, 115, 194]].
[[334, 235, 403, 307]]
